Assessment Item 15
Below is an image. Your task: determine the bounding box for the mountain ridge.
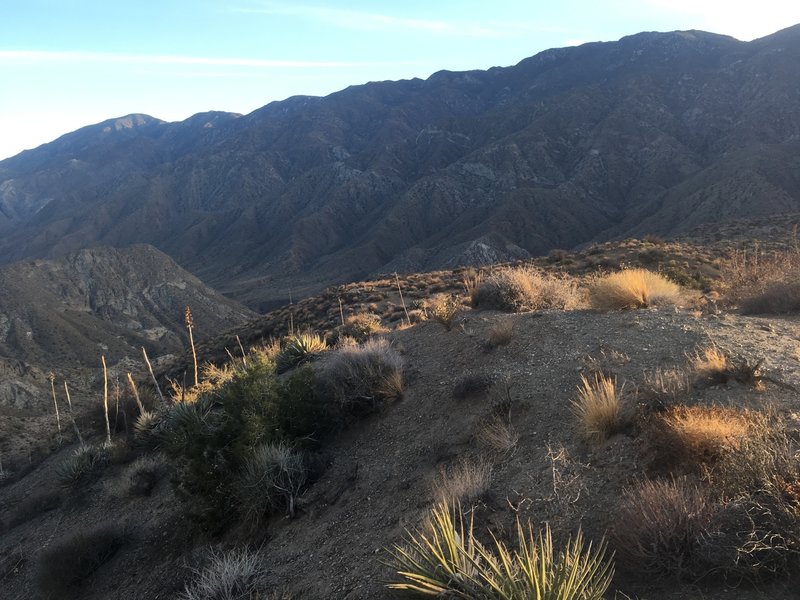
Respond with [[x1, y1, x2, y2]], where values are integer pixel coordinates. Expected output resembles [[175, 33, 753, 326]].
[[2, 26, 800, 308]]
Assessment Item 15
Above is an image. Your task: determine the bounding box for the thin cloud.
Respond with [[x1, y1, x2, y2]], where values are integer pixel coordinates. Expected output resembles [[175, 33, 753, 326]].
[[235, 4, 536, 37], [0, 50, 392, 69]]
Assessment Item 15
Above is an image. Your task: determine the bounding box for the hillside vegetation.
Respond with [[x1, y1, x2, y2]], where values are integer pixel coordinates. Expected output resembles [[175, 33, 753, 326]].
[[3, 236, 800, 599]]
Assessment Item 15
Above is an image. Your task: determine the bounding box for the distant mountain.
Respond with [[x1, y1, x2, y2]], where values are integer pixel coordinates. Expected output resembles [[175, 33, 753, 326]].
[[2, 26, 800, 308], [0, 244, 255, 408]]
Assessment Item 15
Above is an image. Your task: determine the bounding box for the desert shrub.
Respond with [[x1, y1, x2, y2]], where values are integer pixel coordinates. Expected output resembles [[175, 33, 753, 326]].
[[452, 372, 494, 399], [387, 502, 613, 599], [337, 313, 387, 342], [689, 347, 763, 387], [689, 346, 729, 385], [35, 522, 126, 597], [236, 442, 307, 522], [570, 374, 628, 442], [427, 294, 461, 330], [432, 459, 493, 505], [111, 454, 167, 497], [55, 443, 112, 487], [276, 332, 327, 373], [181, 548, 268, 600], [647, 406, 753, 472], [588, 268, 682, 310], [476, 414, 519, 456], [720, 246, 800, 307], [471, 266, 584, 312], [640, 367, 690, 411], [740, 281, 800, 314], [2, 488, 63, 531], [317, 338, 403, 412], [612, 478, 717, 579], [486, 319, 514, 348]]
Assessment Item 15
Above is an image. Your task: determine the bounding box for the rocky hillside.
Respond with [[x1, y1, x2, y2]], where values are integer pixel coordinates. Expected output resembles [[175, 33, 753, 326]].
[[0, 244, 255, 410], [2, 26, 800, 308]]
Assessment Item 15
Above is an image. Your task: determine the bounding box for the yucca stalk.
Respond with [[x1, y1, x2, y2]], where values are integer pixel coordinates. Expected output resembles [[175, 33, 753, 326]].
[[142, 346, 166, 407], [101, 356, 111, 444], [49, 372, 62, 442], [63, 381, 84, 445], [185, 306, 198, 387], [126, 372, 145, 414]]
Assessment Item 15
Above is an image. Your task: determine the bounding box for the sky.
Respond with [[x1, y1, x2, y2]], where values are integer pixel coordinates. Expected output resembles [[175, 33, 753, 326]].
[[1, 1, 800, 160]]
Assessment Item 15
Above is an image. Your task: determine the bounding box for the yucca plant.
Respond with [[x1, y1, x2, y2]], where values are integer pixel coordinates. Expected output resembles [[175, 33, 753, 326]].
[[276, 332, 327, 373], [387, 503, 485, 597], [476, 523, 613, 600], [55, 443, 111, 487], [387, 503, 614, 600]]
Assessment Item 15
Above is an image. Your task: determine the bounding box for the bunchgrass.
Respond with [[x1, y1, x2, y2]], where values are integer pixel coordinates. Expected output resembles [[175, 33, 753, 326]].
[[570, 374, 627, 442], [588, 269, 682, 310]]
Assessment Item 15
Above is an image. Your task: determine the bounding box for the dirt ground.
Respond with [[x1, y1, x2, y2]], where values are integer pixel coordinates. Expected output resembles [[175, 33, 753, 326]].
[[2, 306, 800, 599]]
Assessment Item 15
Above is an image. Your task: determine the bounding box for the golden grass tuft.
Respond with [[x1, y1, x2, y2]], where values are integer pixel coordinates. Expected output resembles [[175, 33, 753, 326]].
[[475, 414, 519, 456], [649, 405, 754, 470], [471, 266, 585, 312], [570, 373, 626, 442], [588, 268, 682, 310]]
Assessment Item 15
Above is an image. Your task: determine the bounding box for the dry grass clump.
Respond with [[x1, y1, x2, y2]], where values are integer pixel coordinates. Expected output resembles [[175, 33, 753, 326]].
[[452, 372, 494, 399], [180, 548, 268, 600], [110, 454, 167, 497], [570, 374, 628, 442], [317, 338, 403, 412], [648, 406, 753, 471], [337, 313, 387, 342], [689, 346, 764, 387], [740, 281, 800, 314], [588, 268, 682, 310], [720, 246, 800, 310], [427, 293, 461, 330], [476, 414, 519, 456], [432, 459, 493, 505], [35, 522, 127, 597], [486, 319, 514, 348], [471, 266, 584, 312], [387, 502, 613, 599], [612, 478, 716, 579], [640, 367, 690, 410]]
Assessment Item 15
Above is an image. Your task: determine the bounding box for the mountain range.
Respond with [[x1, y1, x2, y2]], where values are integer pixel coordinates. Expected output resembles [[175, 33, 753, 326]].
[[2, 26, 800, 309]]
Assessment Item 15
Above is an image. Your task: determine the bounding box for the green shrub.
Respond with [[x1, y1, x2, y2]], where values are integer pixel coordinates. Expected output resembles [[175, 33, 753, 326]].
[[35, 522, 126, 597], [236, 443, 307, 522]]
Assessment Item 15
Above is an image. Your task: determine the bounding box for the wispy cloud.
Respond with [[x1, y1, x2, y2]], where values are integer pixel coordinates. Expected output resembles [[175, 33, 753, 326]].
[[0, 50, 391, 68], [235, 4, 562, 38]]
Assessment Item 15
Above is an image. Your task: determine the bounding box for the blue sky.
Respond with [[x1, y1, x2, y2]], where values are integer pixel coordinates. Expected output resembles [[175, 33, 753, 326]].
[[1, 1, 799, 160]]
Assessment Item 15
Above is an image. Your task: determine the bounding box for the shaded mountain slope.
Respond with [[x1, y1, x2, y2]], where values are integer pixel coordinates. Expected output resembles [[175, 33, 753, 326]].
[[3, 27, 800, 307], [0, 244, 255, 409]]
